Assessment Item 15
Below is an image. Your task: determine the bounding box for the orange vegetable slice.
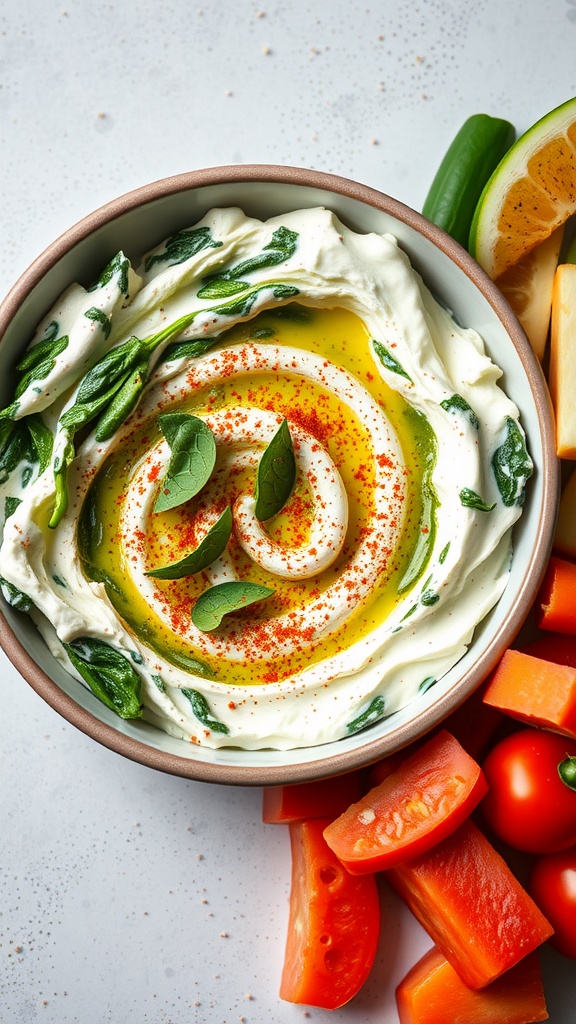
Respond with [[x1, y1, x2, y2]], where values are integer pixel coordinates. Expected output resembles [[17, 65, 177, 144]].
[[535, 554, 576, 633], [395, 946, 548, 1024], [482, 648, 576, 739], [495, 226, 563, 360]]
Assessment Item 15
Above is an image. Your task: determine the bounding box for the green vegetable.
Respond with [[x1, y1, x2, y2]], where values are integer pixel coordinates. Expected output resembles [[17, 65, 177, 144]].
[[94, 359, 148, 441], [154, 413, 217, 513], [372, 340, 412, 382], [440, 394, 479, 429], [181, 688, 229, 734], [144, 226, 223, 272], [197, 226, 299, 297], [146, 506, 233, 579], [459, 487, 497, 512], [64, 637, 142, 719], [87, 252, 130, 296], [192, 581, 274, 632], [254, 418, 296, 521], [422, 114, 515, 249], [346, 695, 386, 734], [0, 575, 32, 612], [558, 754, 576, 791], [492, 416, 533, 507], [84, 306, 112, 339]]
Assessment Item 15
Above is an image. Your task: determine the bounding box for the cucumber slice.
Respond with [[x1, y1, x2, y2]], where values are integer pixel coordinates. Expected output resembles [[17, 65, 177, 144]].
[[422, 114, 515, 249]]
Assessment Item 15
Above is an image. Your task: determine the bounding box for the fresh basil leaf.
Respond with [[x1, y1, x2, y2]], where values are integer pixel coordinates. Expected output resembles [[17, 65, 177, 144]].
[[459, 487, 496, 512], [64, 637, 142, 719], [146, 507, 232, 579], [14, 334, 69, 399], [196, 278, 250, 299], [4, 496, 21, 519], [254, 418, 296, 522], [191, 581, 274, 632], [198, 226, 298, 296], [0, 421, 33, 484], [160, 335, 221, 364], [440, 393, 479, 429], [154, 413, 216, 513], [87, 252, 130, 295], [181, 688, 229, 734], [144, 227, 223, 272], [372, 340, 412, 382], [16, 330, 68, 374], [492, 416, 533, 507], [346, 695, 386, 735], [60, 336, 145, 432], [26, 414, 54, 474], [84, 306, 112, 339]]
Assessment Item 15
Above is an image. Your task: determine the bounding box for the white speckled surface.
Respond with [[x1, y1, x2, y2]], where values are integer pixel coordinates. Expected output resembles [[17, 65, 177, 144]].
[[1, 2, 576, 1021]]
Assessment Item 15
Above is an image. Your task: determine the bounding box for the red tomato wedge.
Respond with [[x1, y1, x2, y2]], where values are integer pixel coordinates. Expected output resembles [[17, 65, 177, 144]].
[[395, 946, 548, 1024], [386, 818, 553, 989], [279, 818, 380, 1009], [262, 771, 363, 824], [483, 648, 576, 739], [323, 730, 488, 873]]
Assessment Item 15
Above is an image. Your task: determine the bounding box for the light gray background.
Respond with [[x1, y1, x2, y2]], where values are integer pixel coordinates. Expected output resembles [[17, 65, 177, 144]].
[[1, 2, 575, 1022]]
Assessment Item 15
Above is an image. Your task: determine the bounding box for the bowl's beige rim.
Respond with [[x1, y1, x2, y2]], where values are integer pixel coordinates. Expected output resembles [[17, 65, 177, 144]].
[[0, 165, 559, 786]]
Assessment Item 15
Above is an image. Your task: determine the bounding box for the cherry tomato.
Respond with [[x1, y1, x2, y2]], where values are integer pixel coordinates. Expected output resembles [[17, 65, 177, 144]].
[[481, 728, 576, 853], [529, 847, 576, 959]]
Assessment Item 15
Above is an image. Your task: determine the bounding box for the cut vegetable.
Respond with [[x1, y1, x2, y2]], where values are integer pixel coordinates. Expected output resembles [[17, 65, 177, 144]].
[[279, 818, 380, 1009], [470, 95, 576, 279], [386, 818, 553, 989], [395, 946, 548, 1024], [529, 847, 576, 959], [422, 114, 515, 248], [550, 262, 576, 458], [482, 648, 576, 739], [495, 226, 563, 360], [535, 554, 576, 633], [262, 772, 363, 824], [554, 467, 576, 558], [323, 730, 487, 874]]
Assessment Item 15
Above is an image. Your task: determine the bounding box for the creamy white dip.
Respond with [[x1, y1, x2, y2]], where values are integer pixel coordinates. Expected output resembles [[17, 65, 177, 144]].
[[0, 208, 532, 750]]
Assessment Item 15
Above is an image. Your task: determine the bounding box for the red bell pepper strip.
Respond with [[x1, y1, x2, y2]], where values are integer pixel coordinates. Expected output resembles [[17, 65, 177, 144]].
[[323, 730, 488, 873], [386, 818, 553, 989], [262, 771, 363, 824], [279, 818, 380, 1009]]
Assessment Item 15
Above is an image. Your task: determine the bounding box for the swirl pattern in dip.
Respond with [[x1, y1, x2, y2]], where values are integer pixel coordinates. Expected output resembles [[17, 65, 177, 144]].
[[0, 208, 532, 750]]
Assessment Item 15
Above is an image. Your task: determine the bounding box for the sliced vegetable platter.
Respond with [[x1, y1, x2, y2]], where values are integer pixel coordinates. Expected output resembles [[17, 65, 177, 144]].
[[261, 97, 576, 1023]]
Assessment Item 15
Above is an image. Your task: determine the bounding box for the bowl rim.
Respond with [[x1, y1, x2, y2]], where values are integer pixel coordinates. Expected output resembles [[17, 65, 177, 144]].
[[0, 164, 559, 785]]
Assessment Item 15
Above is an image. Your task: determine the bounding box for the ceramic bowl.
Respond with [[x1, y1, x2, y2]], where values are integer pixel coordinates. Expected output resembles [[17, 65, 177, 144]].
[[0, 166, 558, 785]]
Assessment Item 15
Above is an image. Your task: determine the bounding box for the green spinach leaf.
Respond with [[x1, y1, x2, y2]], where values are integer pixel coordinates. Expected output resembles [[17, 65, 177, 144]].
[[459, 487, 496, 512], [440, 393, 479, 429], [191, 581, 274, 632], [346, 695, 386, 734], [154, 413, 217, 513], [181, 688, 229, 734], [491, 416, 533, 507], [372, 340, 412, 382], [146, 506, 232, 579], [254, 418, 296, 521], [64, 637, 142, 719], [144, 227, 223, 272]]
